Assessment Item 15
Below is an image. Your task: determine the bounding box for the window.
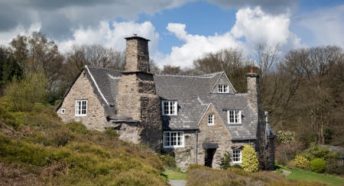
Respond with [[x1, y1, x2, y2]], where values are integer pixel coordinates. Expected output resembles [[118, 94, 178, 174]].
[[218, 84, 229, 93], [227, 110, 242, 124], [163, 131, 184, 148], [75, 100, 87, 116], [162, 100, 178, 116], [232, 149, 242, 164], [208, 114, 214, 126]]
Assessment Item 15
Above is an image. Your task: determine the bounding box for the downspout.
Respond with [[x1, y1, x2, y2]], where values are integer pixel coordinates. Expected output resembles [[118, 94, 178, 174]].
[[195, 130, 199, 164]]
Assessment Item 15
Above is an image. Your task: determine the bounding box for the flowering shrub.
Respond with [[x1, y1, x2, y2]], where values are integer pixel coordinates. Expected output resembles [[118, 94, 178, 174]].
[[241, 144, 259, 173]]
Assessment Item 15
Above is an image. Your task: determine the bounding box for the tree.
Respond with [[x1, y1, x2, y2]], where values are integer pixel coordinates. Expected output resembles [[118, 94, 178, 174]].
[[161, 65, 181, 75], [10, 32, 64, 103], [4, 72, 47, 112], [69, 45, 124, 69], [194, 49, 248, 92], [0, 47, 23, 93]]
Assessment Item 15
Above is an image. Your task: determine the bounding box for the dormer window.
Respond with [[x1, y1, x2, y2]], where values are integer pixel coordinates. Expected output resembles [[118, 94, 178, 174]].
[[218, 84, 229, 93], [227, 110, 242, 124], [162, 100, 178, 116]]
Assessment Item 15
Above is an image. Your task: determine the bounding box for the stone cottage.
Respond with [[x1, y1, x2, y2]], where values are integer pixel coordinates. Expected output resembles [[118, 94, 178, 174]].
[[57, 35, 275, 170]]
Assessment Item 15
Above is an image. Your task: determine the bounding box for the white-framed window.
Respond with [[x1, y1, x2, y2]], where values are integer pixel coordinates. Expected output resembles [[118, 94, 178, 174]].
[[227, 110, 242, 124], [163, 131, 184, 148], [75, 100, 88, 116], [162, 100, 178, 116], [232, 149, 242, 164], [208, 114, 214, 126], [218, 84, 229, 93]]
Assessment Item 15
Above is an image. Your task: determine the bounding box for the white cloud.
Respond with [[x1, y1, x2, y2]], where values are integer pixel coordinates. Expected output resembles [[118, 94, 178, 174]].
[[0, 23, 41, 46], [156, 23, 241, 68], [231, 7, 302, 51], [158, 7, 302, 68], [58, 21, 159, 53]]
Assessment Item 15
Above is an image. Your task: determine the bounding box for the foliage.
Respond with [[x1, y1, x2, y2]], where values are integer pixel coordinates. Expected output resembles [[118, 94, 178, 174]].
[[0, 103, 167, 185], [282, 166, 344, 186], [219, 151, 231, 170], [310, 158, 327, 173], [241, 145, 259, 173], [187, 166, 323, 186], [0, 47, 23, 92], [303, 145, 338, 161], [194, 49, 248, 92], [277, 130, 296, 144], [160, 154, 176, 169], [4, 72, 47, 111], [293, 154, 310, 169]]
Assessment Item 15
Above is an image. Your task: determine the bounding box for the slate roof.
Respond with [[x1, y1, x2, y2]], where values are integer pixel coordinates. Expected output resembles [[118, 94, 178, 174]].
[[154, 73, 257, 140], [85, 67, 258, 140]]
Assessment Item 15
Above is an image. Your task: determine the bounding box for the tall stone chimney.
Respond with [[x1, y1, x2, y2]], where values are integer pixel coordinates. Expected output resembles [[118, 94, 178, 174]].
[[124, 35, 150, 73], [115, 35, 162, 150], [246, 69, 259, 109]]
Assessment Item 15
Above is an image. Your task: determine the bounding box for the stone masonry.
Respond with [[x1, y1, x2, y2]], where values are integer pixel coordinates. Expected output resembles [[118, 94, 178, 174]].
[[115, 36, 162, 150], [57, 70, 108, 131], [197, 104, 233, 168]]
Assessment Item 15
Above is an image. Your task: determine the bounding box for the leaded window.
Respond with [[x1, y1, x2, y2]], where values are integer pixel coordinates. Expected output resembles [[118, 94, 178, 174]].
[[75, 100, 87, 116], [163, 131, 184, 148]]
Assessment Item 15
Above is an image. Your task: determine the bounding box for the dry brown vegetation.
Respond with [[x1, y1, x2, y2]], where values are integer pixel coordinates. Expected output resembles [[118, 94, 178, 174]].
[[0, 101, 167, 186], [186, 166, 325, 186]]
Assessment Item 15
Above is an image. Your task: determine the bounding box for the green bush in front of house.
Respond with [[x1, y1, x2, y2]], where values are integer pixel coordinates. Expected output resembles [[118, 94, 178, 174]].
[[310, 158, 326, 173], [241, 144, 259, 173]]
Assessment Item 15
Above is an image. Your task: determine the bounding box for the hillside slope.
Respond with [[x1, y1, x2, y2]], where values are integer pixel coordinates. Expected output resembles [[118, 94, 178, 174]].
[[0, 103, 167, 186]]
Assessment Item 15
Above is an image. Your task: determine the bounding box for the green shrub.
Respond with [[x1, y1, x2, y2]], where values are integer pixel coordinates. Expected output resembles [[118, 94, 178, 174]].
[[4, 73, 47, 112], [66, 122, 88, 134], [303, 145, 337, 160], [294, 154, 310, 169], [220, 151, 231, 170], [310, 158, 326, 173], [241, 144, 259, 173]]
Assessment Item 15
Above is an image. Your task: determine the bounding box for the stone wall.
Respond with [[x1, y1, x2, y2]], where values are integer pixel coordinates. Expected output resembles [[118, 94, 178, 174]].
[[163, 131, 197, 171], [140, 95, 163, 150], [197, 104, 233, 168], [57, 70, 108, 131], [163, 104, 235, 171], [115, 72, 162, 149], [116, 74, 141, 120]]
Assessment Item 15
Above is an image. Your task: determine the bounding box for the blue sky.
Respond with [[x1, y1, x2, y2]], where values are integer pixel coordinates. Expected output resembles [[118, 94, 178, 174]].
[[0, 0, 343, 67]]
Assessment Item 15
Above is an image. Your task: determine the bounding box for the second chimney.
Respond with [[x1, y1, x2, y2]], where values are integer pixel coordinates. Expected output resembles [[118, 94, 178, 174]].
[[124, 35, 150, 73]]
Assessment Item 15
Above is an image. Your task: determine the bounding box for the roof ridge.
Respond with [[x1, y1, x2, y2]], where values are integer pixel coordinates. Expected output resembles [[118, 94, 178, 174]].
[[86, 66, 122, 73], [156, 71, 224, 78]]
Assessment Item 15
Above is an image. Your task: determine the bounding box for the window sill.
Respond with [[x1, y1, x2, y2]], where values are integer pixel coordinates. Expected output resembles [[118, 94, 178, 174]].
[[228, 123, 242, 126], [163, 146, 184, 149], [75, 115, 87, 117]]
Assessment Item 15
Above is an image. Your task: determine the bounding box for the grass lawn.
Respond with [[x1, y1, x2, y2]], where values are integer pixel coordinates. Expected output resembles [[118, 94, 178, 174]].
[[162, 169, 187, 180], [279, 167, 344, 186]]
